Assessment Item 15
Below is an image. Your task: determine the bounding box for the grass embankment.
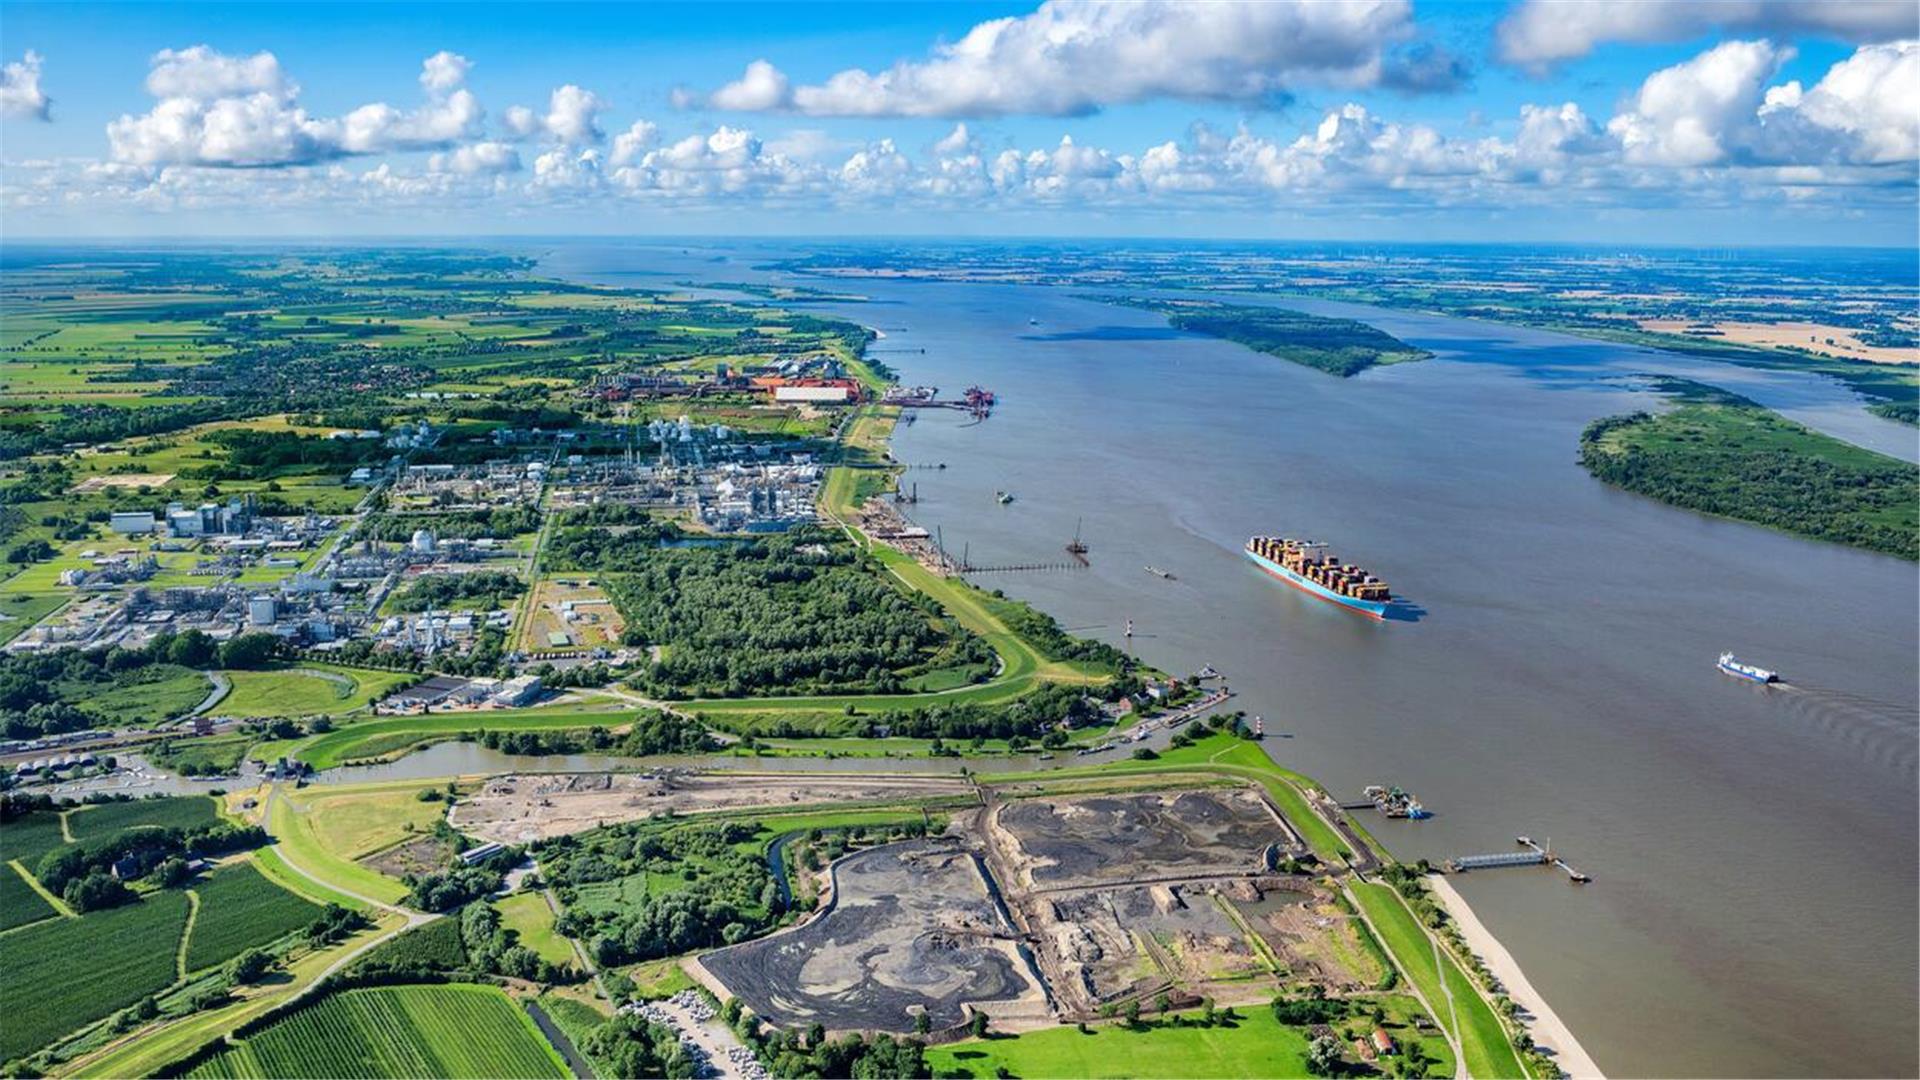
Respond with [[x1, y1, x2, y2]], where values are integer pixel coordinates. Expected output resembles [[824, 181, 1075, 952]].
[[260, 785, 417, 906], [286, 705, 630, 769], [1580, 379, 1918, 559], [1350, 882, 1525, 1079]]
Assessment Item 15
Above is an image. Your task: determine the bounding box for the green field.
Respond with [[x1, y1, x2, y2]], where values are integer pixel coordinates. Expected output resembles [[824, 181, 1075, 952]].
[[77, 666, 213, 725], [182, 984, 570, 1079], [0, 593, 66, 645], [217, 666, 410, 719], [1351, 882, 1524, 1079], [64, 795, 219, 845], [928, 1009, 1313, 1078], [0, 861, 59, 931], [0, 890, 192, 1061], [494, 892, 574, 967], [184, 862, 324, 972]]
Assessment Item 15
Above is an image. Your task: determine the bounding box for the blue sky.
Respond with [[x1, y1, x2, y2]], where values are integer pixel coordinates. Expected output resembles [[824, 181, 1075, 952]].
[[1, 1, 1914, 243]]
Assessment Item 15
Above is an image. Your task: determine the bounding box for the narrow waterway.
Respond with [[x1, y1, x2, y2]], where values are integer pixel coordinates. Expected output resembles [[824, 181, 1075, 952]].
[[535, 241, 1919, 1079]]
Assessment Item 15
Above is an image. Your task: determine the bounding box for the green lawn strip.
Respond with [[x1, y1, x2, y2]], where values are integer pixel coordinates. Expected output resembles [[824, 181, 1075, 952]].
[[182, 984, 570, 1079], [177, 891, 201, 978], [927, 1008, 1312, 1079], [0, 859, 61, 931], [183, 861, 324, 973], [266, 795, 410, 907], [0, 890, 192, 1062], [1350, 882, 1524, 1079]]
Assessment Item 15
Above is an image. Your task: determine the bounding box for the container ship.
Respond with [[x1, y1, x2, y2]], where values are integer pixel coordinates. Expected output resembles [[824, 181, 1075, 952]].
[[1244, 536, 1392, 618], [1717, 653, 1778, 684]]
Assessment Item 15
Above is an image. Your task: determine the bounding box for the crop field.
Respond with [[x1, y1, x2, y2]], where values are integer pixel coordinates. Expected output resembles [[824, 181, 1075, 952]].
[[0, 861, 59, 931], [182, 984, 570, 1079], [0, 890, 191, 1061], [184, 862, 323, 972], [0, 811, 70, 865], [65, 795, 219, 845]]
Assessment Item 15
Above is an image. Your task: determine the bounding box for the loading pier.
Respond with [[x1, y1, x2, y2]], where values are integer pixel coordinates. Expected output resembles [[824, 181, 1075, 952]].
[[1445, 837, 1591, 884]]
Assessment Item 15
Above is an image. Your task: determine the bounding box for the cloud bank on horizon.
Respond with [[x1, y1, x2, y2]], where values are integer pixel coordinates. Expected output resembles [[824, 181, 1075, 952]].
[[1, 0, 1915, 237]]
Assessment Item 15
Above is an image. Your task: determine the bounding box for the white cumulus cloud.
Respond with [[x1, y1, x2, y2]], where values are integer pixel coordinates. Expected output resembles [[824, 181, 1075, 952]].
[[106, 46, 484, 167], [695, 0, 1422, 117], [506, 84, 606, 144], [1, 50, 51, 121], [1498, 0, 1916, 67], [1606, 40, 1788, 166]]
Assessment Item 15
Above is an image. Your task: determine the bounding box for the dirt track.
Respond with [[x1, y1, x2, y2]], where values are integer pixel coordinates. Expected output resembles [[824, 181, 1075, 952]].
[[448, 772, 973, 843]]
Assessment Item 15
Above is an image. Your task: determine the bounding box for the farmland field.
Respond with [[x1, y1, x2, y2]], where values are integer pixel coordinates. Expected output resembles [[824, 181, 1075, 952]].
[[184, 862, 323, 972], [0, 891, 191, 1061], [0, 861, 59, 931], [64, 795, 219, 845], [182, 984, 569, 1079], [0, 811, 69, 865]]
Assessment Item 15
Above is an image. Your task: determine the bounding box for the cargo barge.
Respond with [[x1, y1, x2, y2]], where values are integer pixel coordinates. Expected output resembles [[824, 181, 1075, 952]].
[[1244, 536, 1392, 618]]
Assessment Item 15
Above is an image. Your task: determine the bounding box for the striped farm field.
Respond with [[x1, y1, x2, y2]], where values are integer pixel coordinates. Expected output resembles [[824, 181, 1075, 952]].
[[184, 862, 323, 972], [183, 984, 569, 1079], [0, 891, 191, 1061]]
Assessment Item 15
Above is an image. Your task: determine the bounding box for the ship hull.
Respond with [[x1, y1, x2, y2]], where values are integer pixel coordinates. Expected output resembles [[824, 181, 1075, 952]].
[[1717, 662, 1776, 684], [1244, 548, 1390, 619]]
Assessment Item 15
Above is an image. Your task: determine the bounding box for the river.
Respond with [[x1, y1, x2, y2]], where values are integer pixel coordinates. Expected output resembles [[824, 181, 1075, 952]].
[[532, 239, 1918, 1078]]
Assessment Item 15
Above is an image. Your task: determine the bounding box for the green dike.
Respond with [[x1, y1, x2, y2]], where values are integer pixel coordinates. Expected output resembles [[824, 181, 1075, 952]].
[[265, 792, 409, 906], [289, 707, 631, 770], [1350, 882, 1525, 1079]]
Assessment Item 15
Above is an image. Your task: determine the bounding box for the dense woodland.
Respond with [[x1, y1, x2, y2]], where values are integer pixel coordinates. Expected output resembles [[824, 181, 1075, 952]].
[[596, 529, 971, 697], [1113, 298, 1430, 376], [1580, 400, 1919, 560]]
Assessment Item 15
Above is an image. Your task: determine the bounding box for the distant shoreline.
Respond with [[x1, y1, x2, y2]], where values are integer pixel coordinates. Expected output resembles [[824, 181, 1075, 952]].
[[1430, 875, 1606, 1079]]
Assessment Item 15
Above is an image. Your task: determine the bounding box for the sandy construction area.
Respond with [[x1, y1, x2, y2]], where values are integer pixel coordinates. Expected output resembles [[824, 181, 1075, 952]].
[[1639, 318, 1917, 365], [70, 473, 176, 492], [449, 771, 973, 843]]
